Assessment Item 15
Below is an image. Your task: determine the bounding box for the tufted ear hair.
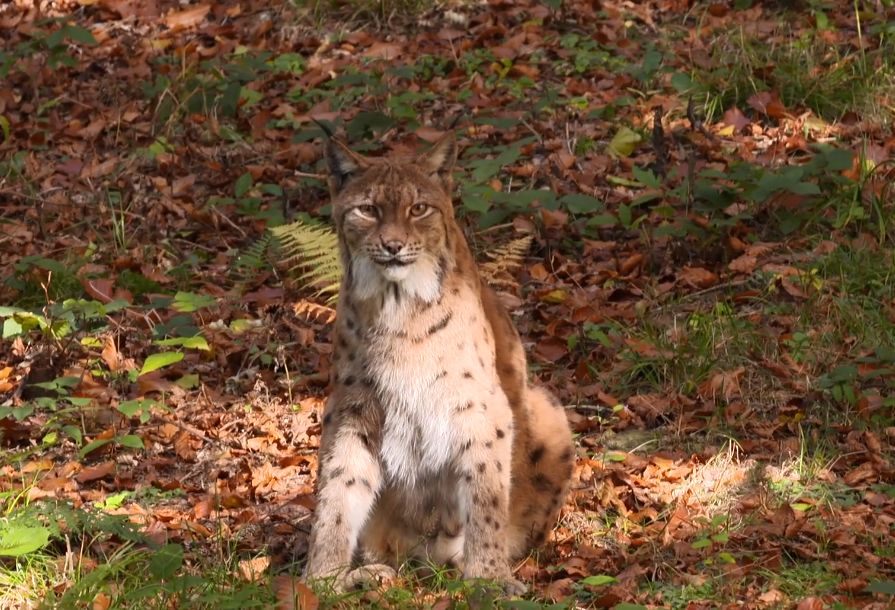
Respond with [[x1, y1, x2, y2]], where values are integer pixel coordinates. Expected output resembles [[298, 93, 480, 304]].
[[315, 119, 370, 194], [416, 132, 457, 192]]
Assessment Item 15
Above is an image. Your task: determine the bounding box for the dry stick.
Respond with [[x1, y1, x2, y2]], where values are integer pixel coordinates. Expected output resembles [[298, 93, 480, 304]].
[[211, 206, 248, 238], [292, 171, 327, 180], [156, 415, 211, 443]]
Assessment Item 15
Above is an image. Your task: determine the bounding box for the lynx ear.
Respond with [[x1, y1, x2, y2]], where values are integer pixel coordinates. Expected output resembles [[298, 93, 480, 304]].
[[417, 133, 457, 190], [325, 139, 370, 192], [315, 120, 369, 193]]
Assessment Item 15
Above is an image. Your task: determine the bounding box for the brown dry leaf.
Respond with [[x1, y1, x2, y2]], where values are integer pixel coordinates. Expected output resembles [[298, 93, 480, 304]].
[[92, 592, 112, 610], [843, 461, 876, 486], [728, 254, 757, 274], [163, 4, 210, 29], [274, 575, 319, 610], [75, 461, 116, 484], [21, 458, 54, 473], [795, 597, 825, 610], [535, 337, 569, 362], [698, 367, 745, 401], [619, 253, 644, 275], [82, 278, 116, 303], [543, 577, 574, 602], [759, 589, 786, 605], [173, 430, 199, 461], [721, 106, 750, 132], [541, 208, 568, 229], [837, 578, 868, 593], [172, 174, 196, 197], [100, 0, 161, 19], [77, 119, 106, 140], [363, 41, 403, 60], [678, 266, 718, 289], [780, 277, 808, 300], [748, 91, 787, 119], [238, 556, 270, 582]]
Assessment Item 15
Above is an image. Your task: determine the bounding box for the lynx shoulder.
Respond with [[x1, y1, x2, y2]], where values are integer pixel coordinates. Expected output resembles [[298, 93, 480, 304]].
[[303, 133, 574, 595]]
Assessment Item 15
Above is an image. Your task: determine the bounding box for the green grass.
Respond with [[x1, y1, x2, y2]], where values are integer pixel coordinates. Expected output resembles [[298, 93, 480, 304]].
[[760, 561, 841, 601], [688, 18, 895, 123]]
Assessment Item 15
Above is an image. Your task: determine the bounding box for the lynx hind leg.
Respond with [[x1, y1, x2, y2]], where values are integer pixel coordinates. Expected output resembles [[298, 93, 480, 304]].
[[508, 387, 575, 559]]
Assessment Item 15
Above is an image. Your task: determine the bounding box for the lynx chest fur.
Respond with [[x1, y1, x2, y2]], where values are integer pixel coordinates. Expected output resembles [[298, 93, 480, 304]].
[[304, 132, 574, 595]]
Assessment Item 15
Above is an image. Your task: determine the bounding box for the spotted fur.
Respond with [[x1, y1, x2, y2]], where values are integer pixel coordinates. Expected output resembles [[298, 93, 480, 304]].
[[303, 134, 574, 594]]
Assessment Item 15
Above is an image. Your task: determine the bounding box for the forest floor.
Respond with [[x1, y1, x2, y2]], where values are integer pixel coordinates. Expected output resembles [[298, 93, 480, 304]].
[[1, 0, 894, 608]]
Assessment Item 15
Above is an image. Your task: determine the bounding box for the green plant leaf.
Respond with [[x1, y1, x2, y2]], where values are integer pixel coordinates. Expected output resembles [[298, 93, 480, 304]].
[[150, 543, 184, 579], [3, 317, 23, 338], [561, 194, 604, 214], [0, 525, 51, 557], [607, 126, 642, 157], [171, 291, 216, 312], [670, 71, 694, 93], [61, 24, 98, 46], [176, 374, 200, 389], [580, 574, 617, 586], [117, 399, 157, 418], [62, 425, 82, 445], [867, 580, 895, 595], [155, 335, 209, 351], [79, 438, 112, 457], [613, 604, 648, 610], [631, 166, 661, 188], [234, 172, 253, 198], [691, 537, 712, 549], [116, 434, 144, 449], [139, 352, 184, 376]]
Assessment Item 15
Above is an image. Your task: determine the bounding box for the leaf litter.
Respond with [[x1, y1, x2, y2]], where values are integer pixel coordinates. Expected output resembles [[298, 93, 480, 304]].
[[1, 0, 894, 608]]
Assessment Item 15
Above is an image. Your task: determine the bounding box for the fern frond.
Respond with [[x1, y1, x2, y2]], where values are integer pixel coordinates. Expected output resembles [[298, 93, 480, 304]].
[[270, 219, 343, 304], [271, 218, 533, 304], [232, 233, 276, 284], [293, 299, 338, 324], [479, 234, 533, 290]]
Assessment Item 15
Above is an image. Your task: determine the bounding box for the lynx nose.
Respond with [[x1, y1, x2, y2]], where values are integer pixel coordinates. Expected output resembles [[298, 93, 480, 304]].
[[381, 239, 404, 255]]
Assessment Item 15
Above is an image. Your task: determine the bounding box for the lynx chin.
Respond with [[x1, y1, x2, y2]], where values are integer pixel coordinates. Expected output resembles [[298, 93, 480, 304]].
[[303, 131, 574, 595]]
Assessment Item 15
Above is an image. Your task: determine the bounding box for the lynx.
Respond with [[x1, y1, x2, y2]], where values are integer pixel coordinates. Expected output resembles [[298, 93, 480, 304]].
[[303, 132, 574, 595]]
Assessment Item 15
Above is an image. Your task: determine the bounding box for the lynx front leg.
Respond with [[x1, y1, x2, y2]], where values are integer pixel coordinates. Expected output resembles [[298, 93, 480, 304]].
[[455, 407, 525, 595], [305, 423, 382, 587]]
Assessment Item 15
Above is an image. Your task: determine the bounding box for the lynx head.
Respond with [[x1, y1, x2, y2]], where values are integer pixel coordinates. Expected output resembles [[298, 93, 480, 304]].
[[324, 134, 458, 305]]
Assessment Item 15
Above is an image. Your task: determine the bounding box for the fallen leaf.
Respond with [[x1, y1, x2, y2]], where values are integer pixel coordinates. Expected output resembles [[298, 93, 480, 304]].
[[747, 91, 787, 119], [274, 576, 319, 610], [75, 461, 116, 484], [728, 254, 757, 274], [795, 597, 825, 610], [238, 556, 270, 582], [163, 4, 210, 29], [362, 41, 403, 60], [678, 266, 718, 289]]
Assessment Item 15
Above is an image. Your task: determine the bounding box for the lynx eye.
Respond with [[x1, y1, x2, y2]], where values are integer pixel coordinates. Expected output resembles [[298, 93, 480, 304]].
[[353, 204, 379, 220], [409, 203, 431, 218]]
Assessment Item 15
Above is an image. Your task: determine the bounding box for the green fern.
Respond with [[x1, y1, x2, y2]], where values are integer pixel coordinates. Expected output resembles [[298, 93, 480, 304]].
[[272, 219, 532, 305], [232, 232, 276, 284], [270, 218, 342, 304]]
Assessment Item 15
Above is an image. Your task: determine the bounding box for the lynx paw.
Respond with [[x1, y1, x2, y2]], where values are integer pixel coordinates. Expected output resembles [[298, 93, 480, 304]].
[[463, 574, 528, 598], [499, 576, 527, 597], [338, 563, 398, 591]]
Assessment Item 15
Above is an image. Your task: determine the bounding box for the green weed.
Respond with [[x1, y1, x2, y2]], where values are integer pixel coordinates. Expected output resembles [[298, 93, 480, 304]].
[[686, 19, 895, 123]]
